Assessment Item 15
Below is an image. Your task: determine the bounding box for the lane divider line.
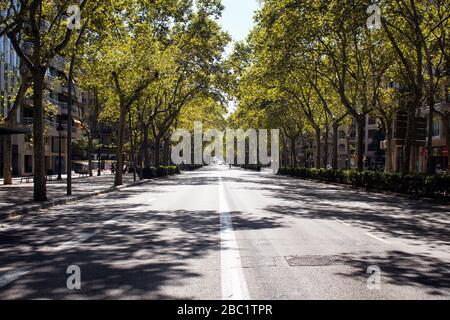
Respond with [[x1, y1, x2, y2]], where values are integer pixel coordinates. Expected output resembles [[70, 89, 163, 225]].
[[334, 218, 391, 244], [365, 232, 391, 244], [0, 268, 30, 289], [219, 174, 250, 300]]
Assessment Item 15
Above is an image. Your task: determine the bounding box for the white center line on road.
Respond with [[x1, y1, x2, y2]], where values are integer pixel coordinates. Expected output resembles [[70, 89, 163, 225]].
[[365, 232, 391, 244], [0, 268, 30, 289], [218, 174, 250, 301]]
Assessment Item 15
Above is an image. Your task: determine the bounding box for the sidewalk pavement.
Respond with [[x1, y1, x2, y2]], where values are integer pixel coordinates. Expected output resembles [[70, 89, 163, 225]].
[[0, 172, 146, 220]]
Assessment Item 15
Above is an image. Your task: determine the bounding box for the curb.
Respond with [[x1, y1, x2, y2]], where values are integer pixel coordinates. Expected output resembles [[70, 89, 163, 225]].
[[0, 178, 152, 221]]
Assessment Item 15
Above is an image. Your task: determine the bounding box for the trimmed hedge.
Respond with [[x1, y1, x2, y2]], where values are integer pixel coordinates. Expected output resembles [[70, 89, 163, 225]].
[[180, 164, 204, 171], [240, 164, 262, 171], [278, 167, 450, 199], [142, 166, 181, 179], [142, 167, 156, 179]]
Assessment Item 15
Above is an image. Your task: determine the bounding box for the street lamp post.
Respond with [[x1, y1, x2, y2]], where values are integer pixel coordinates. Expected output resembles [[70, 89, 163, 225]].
[[56, 123, 65, 180]]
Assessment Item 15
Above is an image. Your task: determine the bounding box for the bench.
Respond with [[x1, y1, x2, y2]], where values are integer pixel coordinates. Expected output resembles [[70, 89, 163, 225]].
[[78, 170, 90, 178], [20, 174, 53, 183], [20, 175, 34, 183], [46, 171, 54, 181]]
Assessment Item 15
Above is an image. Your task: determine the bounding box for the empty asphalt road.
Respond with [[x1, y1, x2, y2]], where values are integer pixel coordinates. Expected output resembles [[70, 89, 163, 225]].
[[0, 166, 449, 299]]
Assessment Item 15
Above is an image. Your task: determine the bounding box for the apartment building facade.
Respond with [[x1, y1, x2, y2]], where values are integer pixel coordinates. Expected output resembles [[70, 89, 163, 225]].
[[334, 116, 384, 170], [0, 35, 84, 177], [418, 101, 450, 173], [283, 115, 385, 170], [0, 34, 22, 176]]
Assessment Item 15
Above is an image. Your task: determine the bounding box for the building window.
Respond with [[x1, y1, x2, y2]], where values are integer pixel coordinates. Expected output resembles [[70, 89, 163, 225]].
[[432, 117, 441, 137]]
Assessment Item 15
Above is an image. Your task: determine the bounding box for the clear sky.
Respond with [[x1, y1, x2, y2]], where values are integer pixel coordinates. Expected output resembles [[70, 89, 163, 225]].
[[219, 0, 259, 43], [218, 0, 260, 114]]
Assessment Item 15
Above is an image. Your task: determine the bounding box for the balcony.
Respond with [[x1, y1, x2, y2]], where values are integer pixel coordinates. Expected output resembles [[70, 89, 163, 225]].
[[60, 87, 84, 104], [435, 102, 450, 113], [420, 101, 450, 115], [46, 98, 68, 110], [43, 119, 79, 135]]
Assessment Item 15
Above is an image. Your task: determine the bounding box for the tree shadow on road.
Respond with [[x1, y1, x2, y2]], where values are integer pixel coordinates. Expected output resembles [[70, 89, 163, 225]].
[[222, 171, 450, 293], [222, 172, 450, 247], [0, 187, 284, 299], [336, 250, 450, 295]]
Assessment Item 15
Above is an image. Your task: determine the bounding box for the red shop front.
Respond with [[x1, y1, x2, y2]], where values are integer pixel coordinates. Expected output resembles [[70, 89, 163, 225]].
[[420, 147, 449, 172]]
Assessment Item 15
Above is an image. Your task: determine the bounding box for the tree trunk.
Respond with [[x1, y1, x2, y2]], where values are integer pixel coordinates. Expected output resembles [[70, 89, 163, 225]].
[[139, 130, 144, 170], [87, 134, 93, 177], [291, 138, 297, 168], [164, 137, 171, 166], [115, 101, 127, 186], [385, 128, 394, 173], [154, 137, 161, 167], [346, 133, 352, 169], [143, 125, 150, 168], [129, 113, 136, 182], [163, 139, 168, 166], [281, 136, 287, 167], [97, 142, 102, 176], [33, 69, 47, 202], [402, 102, 416, 175], [332, 122, 339, 170], [445, 114, 450, 171], [324, 123, 329, 168], [315, 128, 321, 169], [3, 135, 13, 185], [426, 69, 435, 175], [356, 116, 365, 171], [403, 36, 423, 174]]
